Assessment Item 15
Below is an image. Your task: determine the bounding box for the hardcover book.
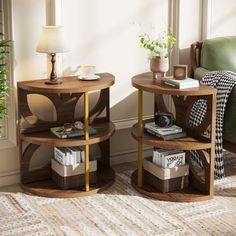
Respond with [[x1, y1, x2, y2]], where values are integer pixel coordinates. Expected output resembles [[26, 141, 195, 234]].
[[50, 123, 97, 139], [153, 149, 185, 168], [54, 147, 72, 165], [145, 127, 186, 140], [144, 122, 182, 135], [54, 146, 85, 165], [162, 76, 199, 89]]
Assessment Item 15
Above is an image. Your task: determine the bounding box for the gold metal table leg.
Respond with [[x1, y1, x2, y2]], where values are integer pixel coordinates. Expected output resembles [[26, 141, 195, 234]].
[[84, 92, 90, 191], [138, 89, 143, 187]]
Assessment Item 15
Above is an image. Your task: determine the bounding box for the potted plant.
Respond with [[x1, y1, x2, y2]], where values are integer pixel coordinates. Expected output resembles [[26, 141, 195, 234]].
[[139, 30, 176, 78], [0, 33, 10, 134]]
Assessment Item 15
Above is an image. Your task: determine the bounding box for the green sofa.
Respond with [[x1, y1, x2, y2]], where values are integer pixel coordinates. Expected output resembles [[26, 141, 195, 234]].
[[190, 36, 236, 152]]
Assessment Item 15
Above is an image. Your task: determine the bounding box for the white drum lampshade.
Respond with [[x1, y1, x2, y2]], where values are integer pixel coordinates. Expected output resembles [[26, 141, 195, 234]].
[[36, 26, 68, 84]]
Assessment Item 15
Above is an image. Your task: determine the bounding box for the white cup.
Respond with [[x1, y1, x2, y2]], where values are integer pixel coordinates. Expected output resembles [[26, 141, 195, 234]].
[[80, 66, 96, 77]]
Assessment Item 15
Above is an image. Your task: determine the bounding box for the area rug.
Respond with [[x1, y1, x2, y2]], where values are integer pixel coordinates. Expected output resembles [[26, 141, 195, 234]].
[[0, 170, 236, 236]]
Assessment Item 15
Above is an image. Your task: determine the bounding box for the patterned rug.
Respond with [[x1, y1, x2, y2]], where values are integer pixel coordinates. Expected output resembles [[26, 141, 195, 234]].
[[0, 169, 236, 236]]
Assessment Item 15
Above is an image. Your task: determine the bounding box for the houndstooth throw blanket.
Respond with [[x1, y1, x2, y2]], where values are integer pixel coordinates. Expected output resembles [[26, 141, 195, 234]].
[[189, 71, 236, 179]]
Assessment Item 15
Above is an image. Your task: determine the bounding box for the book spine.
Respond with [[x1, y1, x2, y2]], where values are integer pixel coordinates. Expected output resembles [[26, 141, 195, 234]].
[[81, 149, 85, 163], [67, 147, 78, 165], [163, 81, 179, 88], [54, 148, 67, 165], [145, 128, 162, 138], [162, 131, 186, 140]]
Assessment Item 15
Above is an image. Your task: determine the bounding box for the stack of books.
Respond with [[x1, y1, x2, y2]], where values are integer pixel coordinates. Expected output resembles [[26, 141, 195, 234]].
[[162, 76, 199, 89], [144, 122, 186, 140], [54, 146, 85, 166], [143, 148, 189, 192]]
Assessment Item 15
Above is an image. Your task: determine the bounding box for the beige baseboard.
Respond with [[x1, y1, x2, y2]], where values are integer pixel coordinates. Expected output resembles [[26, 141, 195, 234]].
[[0, 170, 20, 187], [110, 147, 152, 166], [113, 115, 153, 130]]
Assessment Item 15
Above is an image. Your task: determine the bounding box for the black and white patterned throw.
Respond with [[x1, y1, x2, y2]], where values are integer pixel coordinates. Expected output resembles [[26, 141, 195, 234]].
[[189, 71, 236, 179]]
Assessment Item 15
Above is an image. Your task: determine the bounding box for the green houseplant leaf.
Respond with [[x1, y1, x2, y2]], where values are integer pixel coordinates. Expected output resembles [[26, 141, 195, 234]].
[[139, 30, 176, 59], [0, 32, 10, 122]]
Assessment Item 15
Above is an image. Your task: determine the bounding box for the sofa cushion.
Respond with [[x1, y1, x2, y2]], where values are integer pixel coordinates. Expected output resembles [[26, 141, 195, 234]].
[[194, 67, 236, 143], [200, 36, 236, 72]]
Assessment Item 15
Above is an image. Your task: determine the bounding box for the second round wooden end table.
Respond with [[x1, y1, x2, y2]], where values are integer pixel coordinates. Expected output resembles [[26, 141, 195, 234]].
[[131, 72, 217, 202]]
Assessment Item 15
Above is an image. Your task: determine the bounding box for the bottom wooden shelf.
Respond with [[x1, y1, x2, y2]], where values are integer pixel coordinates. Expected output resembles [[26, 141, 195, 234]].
[[131, 170, 212, 202], [21, 168, 115, 198]]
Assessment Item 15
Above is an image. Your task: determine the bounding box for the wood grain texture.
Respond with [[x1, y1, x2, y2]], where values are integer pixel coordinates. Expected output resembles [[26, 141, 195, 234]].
[[131, 120, 212, 150], [20, 121, 115, 146], [21, 168, 115, 198], [190, 41, 203, 77], [17, 73, 115, 94], [131, 170, 212, 202], [132, 72, 216, 96]]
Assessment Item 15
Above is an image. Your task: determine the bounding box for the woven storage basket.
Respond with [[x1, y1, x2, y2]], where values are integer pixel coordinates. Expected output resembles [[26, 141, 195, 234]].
[[51, 159, 97, 190], [143, 157, 189, 192]]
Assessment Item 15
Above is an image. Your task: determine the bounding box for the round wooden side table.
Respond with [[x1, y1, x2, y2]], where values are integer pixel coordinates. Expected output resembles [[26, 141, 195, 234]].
[[131, 72, 217, 202], [17, 73, 115, 198]]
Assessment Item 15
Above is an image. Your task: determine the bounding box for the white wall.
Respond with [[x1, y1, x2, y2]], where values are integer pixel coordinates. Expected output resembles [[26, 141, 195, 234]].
[[208, 0, 236, 38], [179, 0, 202, 68], [61, 0, 169, 121], [179, 0, 236, 69]]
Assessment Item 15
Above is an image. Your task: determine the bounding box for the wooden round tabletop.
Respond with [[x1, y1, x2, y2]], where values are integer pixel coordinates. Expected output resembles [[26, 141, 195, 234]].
[[17, 73, 115, 93], [132, 72, 216, 96]]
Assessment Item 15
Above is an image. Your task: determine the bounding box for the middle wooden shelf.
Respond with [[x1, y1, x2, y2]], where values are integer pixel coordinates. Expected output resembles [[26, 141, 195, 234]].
[[131, 119, 212, 150], [21, 121, 115, 147]]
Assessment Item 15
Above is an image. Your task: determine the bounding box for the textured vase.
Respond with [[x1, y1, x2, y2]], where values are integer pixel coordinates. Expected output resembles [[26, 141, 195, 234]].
[[150, 57, 169, 79]]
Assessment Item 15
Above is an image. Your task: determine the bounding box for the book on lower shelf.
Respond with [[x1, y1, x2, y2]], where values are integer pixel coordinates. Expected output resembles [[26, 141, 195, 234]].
[[50, 122, 97, 139], [54, 146, 85, 166], [153, 148, 185, 168], [162, 76, 199, 89]]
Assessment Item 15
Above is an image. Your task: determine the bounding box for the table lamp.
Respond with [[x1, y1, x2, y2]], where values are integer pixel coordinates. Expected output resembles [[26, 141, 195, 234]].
[[36, 26, 68, 84]]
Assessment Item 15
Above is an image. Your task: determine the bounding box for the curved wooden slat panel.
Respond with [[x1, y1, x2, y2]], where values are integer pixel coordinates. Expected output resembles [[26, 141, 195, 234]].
[[173, 95, 212, 134], [21, 143, 51, 184], [89, 89, 108, 124]]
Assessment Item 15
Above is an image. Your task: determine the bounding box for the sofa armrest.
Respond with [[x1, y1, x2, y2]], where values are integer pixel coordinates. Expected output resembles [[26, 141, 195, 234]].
[[194, 67, 209, 81], [190, 41, 203, 77]]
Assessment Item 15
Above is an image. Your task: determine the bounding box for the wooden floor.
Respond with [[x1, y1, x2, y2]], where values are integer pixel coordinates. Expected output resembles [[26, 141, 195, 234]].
[[0, 152, 235, 193]]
